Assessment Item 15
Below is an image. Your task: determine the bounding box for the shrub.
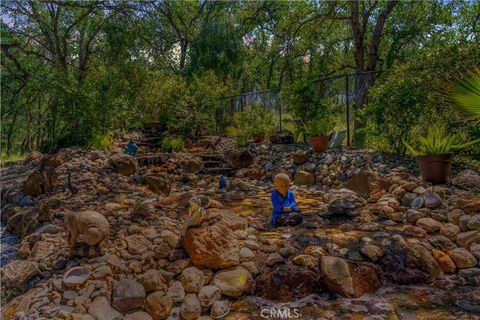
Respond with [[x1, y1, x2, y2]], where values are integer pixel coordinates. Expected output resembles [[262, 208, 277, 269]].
[[226, 104, 275, 144], [88, 133, 115, 150], [161, 136, 185, 152]]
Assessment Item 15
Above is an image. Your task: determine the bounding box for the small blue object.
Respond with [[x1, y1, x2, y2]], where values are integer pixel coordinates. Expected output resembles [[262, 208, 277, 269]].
[[124, 140, 138, 156], [219, 175, 227, 189]]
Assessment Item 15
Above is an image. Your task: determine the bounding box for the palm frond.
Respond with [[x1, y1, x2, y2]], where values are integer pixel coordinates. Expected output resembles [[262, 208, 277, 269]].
[[452, 67, 480, 122]]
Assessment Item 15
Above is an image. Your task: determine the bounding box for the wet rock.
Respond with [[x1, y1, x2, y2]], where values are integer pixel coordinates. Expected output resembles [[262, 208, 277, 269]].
[[198, 285, 222, 307], [63, 267, 90, 288], [112, 279, 146, 311], [432, 249, 456, 273], [182, 221, 240, 269], [453, 170, 480, 193], [22, 168, 57, 196], [447, 248, 477, 269], [211, 300, 230, 318], [145, 292, 173, 320], [109, 154, 138, 175], [416, 218, 443, 234], [126, 234, 152, 255], [180, 294, 201, 320], [255, 265, 319, 302], [319, 256, 381, 298], [179, 157, 204, 174], [294, 171, 315, 185], [226, 149, 254, 169], [180, 267, 205, 293], [142, 173, 171, 196], [88, 296, 123, 320], [211, 266, 253, 297], [345, 169, 390, 199]]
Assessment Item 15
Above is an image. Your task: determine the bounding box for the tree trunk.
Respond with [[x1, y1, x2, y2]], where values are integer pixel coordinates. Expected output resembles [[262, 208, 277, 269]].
[[179, 39, 188, 71]]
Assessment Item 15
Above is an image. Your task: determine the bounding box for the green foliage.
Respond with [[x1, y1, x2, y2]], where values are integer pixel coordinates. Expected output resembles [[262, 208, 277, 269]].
[[451, 68, 480, 123], [303, 118, 334, 137], [403, 124, 480, 156], [226, 104, 275, 144], [161, 136, 185, 152], [88, 134, 115, 150]]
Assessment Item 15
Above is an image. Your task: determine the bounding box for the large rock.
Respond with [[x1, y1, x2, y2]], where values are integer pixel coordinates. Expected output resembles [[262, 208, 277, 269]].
[[1, 260, 40, 303], [179, 157, 204, 174], [453, 170, 480, 193], [142, 173, 171, 196], [198, 285, 222, 307], [180, 267, 205, 293], [255, 265, 319, 302], [447, 248, 478, 269], [182, 217, 240, 269], [345, 169, 390, 199], [109, 154, 138, 175], [145, 292, 173, 320], [88, 296, 123, 320], [211, 266, 253, 297], [226, 149, 254, 169], [290, 150, 309, 165], [424, 192, 442, 209], [269, 131, 295, 144], [141, 269, 168, 293], [319, 256, 381, 298], [407, 244, 443, 279], [180, 294, 201, 320], [416, 218, 443, 234], [294, 171, 315, 185], [456, 231, 480, 248], [112, 279, 146, 311], [432, 249, 456, 273], [22, 168, 57, 196], [7, 208, 39, 237]]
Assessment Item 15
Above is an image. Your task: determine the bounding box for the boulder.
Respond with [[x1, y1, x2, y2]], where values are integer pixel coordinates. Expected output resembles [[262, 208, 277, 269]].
[[88, 296, 123, 320], [179, 157, 204, 174], [1, 260, 40, 303], [290, 150, 309, 165], [255, 265, 319, 302], [453, 170, 480, 193], [142, 173, 171, 196], [319, 256, 381, 298], [24, 151, 43, 164], [182, 221, 240, 269], [447, 248, 478, 269], [180, 267, 205, 293], [269, 131, 295, 144], [416, 218, 443, 234], [112, 279, 146, 311], [226, 149, 254, 169], [198, 285, 222, 307], [109, 154, 138, 175], [180, 294, 201, 320], [345, 169, 390, 199], [145, 292, 173, 320], [294, 171, 315, 185], [22, 168, 57, 196], [211, 266, 253, 297]]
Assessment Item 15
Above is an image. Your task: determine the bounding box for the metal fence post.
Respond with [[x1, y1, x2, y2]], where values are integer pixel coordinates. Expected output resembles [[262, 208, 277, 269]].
[[345, 74, 350, 147]]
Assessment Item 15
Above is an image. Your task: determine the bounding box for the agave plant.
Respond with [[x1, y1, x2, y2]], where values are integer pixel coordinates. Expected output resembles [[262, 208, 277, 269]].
[[451, 67, 480, 123], [403, 124, 480, 156]]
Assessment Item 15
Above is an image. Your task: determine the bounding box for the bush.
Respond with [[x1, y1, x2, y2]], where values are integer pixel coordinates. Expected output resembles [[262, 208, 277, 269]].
[[226, 104, 275, 144], [88, 133, 115, 150], [161, 136, 185, 152]]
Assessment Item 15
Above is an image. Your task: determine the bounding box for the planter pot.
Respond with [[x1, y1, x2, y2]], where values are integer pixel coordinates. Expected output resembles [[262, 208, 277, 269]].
[[254, 134, 265, 143], [311, 135, 329, 152], [415, 154, 453, 184]]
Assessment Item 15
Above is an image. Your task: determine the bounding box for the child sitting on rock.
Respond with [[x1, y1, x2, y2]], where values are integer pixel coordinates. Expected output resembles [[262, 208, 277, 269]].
[[271, 173, 303, 227]]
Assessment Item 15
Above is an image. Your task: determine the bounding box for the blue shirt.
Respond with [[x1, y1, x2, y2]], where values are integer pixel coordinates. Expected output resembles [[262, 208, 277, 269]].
[[271, 190, 298, 213]]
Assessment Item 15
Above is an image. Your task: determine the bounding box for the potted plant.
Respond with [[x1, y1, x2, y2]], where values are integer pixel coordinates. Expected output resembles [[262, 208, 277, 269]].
[[403, 124, 480, 184], [304, 118, 334, 152]]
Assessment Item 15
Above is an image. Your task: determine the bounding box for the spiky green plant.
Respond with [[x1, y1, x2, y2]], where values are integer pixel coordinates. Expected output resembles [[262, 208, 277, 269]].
[[303, 118, 334, 137], [451, 68, 480, 123], [403, 124, 480, 156]]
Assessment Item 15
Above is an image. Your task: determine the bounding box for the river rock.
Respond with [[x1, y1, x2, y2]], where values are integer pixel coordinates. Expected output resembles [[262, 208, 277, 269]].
[[109, 154, 138, 175], [407, 244, 443, 279], [142, 173, 171, 196], [294, 171, 315, 185], [126, 234, 152, 255], [361, 244, 384, 261], [198, 285, 222, 307], [211, 300, 230, 318], [432, 249, 456, 273], [145, 292, 173, 320], [63, 267, 90, 288], [226, 149, 254, 168], [255, 264, 319, 302], [402, 193, 417, 207], [345, 169, 390, 199], [458, 196, 480, 214], [182, 221, 240, 269], [453, 170, 480, 193], [266, 253, 284, 266], [424, 191, 442, 208], [112, 279, 146, 311], [458, 268, 480, 286], [88, 296, 123, 320], [180, 294, 201, 320], [211, 266, 253, 297], [416, 218, 443, 234], [429, 235, 457, 252], [447, 248, 478, 269], [440, 223, 461, 241], [456, 231, 480, 248], [468, 214, 480, 230], [448, 209, 465, 225], [167, 281, 185, 303], [180, 267, 205, 293], [319, 256, 381, 298]]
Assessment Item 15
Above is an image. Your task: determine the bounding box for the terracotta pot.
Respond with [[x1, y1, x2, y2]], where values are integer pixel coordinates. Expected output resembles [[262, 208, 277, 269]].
[[311, 135, 328, 152], [415, 154, 453, 184], [254, 134, 265, 143]]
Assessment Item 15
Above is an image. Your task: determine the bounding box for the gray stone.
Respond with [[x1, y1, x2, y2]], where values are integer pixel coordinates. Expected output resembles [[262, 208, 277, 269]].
[[424, 192, 442, 209], [88, 296, 123, 320], [180, 294, 201, 320], [112, 279, 146, 312]]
